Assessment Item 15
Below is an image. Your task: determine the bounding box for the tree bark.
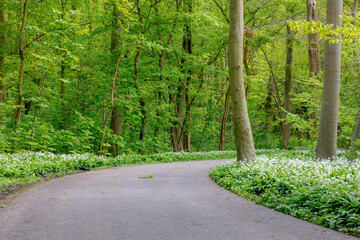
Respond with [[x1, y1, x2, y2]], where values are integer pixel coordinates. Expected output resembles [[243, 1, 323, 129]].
[[352, 0, 358, 18], [351, 114, 360, 146], [307, 0, 321, 77], [110, 1, 123, 156], [281, 24, 294, 149], [134, 1, 146, 144], [171, 85, 185, 152], [59, 0, 66, 127], [347, 113, 360, 161], [183, 2, 192, 151], [264, 77, 274, 135], [229, 0, 256, 162], [219, 87, 230, 151], [0, 1, 5, 128], [14, 0, 29, 128], [60, 60, 66, 125], [316, 0, 343, 160], [134, 47, 146, 143], [30, 71, 48, 151], [307, 0, 321, 129]]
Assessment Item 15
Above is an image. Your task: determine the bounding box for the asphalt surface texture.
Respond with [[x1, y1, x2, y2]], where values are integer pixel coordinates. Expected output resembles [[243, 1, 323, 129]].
[[0, 160, 358, 240]]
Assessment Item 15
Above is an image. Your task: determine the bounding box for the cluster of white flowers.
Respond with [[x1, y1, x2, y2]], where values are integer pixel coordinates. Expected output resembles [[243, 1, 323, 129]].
[[229, 154, 360, 194]]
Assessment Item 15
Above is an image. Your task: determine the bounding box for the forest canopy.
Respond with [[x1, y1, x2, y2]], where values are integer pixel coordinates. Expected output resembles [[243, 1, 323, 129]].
[[0, 0, 359, 156]]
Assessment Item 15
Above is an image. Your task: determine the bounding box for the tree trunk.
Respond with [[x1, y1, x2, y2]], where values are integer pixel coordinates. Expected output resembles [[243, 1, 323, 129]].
[[30, 71, 48, 151], [134, 47, 146, 143], [0, 1, 5, 128], [307, 0, 321, 130], [229, 0, 256, 162], [352, 0, 358, 18], [60, 60, 66, 126], [182, 0, 192, 152], [14, 0, 29, 128], [171, 85, 186, 152], [110, 1, 123, 156], [184, 86, 191, 151], [307, 0, 321, 77], [351, 114, 360, 146], [264, 77, 274, 136], [347, 113, 360, 161], [281, 24, 294, 149], [59, 0, 66, 128], [219, 87, 230, 151], [316, 0, 343, 160]]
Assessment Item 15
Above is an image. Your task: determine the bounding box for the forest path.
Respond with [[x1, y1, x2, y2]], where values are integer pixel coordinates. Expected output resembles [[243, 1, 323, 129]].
[[0, 160, 357, 240]]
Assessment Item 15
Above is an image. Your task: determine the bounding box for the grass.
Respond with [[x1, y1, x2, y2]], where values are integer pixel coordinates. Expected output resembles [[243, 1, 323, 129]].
[[0, 150, 236, 195], [209, 149, 360, 236]]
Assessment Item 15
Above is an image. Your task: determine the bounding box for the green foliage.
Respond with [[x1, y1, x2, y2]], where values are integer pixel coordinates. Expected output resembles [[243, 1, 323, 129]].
[[0, 0, 358, 155], [210, 150, 360, 236]]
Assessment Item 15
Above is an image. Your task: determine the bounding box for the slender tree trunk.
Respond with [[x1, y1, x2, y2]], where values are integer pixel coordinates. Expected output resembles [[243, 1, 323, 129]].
[[347, 113, 360, 161], [134, 0, 146, 144], [307, 0, 321, 77], [316, 0, 343, 160], [99, 73, 117, 154], [352, 0, 358, 18], [351, 114, 360, 145], [183, 8, 192, 152], [0, 1, 5, 128], [14, 0, 29, 128], [281, 24, 294, 149], [172, 85, 185, 152], [134, 47, 146, 143], [184, 87, 191, 151], [307, 0, 321, 131], [110, 1, 123, 156], [98, 17, 129, 155], [30, 71, 48, 151], [264, 77, 274, 136], [60, 60, 66, 125], [59, 0, 66, 127], [229, 0, 256, 162], [219, 87, 230, 151]]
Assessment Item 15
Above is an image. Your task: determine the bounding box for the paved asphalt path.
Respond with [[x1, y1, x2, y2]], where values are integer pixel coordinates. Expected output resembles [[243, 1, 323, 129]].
[[0, 160, 358, 240]]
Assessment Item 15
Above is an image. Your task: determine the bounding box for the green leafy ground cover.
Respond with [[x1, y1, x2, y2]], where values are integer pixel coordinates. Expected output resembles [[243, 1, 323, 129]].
[[209, 150, 360, 236], [0, 151, 236, 195]]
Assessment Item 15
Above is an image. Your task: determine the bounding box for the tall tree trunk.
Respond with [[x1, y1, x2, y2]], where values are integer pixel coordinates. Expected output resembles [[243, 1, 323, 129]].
[[307, 0, 321, 131], [60, 60, 66, 126], [347, 113, 360, 161], [134, 47, 146, 143], [352, 0, 358, 18], [134, 1, 146, 144], [183, 2, 192, 151], [171, 85, 185, 152], [351, 114, 360, 146], [264, 77, 274, 136], [110, 1, 123, 156], [229, 0, 256, 162], [30, 71, 48, 151], [0, 1, 5, 129], [307, 0, 321, 77], [281, 24, 294, 149], [14, 0, 29, 128], [316, 0, 343, 160], [59, 0, 66, 128], [219, 87, 230, 151]]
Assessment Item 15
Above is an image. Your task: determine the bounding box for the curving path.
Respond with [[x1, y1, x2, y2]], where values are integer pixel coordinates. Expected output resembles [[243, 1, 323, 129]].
[[0, 160, 358, 240]]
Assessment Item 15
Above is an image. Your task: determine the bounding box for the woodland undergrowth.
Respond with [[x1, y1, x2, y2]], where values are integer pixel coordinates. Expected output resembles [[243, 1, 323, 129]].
[[210, 150, 360, 236]]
